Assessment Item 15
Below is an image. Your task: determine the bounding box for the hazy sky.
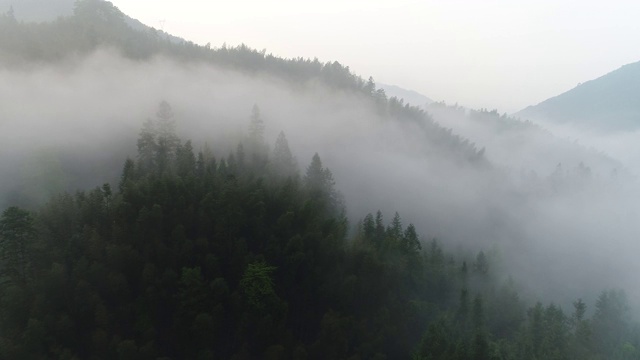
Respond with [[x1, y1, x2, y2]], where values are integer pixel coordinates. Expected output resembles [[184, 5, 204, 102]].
[[110, 1, 640, 113]]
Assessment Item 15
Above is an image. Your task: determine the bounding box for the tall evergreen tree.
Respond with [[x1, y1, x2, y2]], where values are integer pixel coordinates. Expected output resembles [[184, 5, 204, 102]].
[[592, 290, 630, 355], [374, 210, 385, 246], [246, 104, 269, 171], [304, 153, 334, 193], [362, 213, 375, 241], [155, 100, 180, 173], [271, 131, 297, 177], [119, 158, 135, 192], [248, 104, 265, 145], [402, 223, 421, 254], [137, 118, 157, 174], [387, 212, 403, 240]]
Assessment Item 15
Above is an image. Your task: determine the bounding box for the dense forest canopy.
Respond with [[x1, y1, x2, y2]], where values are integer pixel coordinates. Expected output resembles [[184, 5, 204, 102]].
[[1, 1, 640, 359], [1, 104, 639, 359]]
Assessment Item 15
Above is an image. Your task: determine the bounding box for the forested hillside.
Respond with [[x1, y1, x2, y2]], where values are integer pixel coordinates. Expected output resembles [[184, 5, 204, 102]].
[[1, 103, 638, 359], [0, 0, 483, 211], [0, 0, 75, 22], [428, 103, 623, 177], [516, 61, 640, 131], [2, 1, 640, 359]]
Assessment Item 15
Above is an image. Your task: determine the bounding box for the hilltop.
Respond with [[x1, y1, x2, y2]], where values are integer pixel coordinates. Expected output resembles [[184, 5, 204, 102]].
[[516, 61, 640, 130]]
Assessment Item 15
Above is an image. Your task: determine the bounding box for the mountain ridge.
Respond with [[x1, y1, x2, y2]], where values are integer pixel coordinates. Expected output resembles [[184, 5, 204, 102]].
[[0, 0, 74, 22], [378, 83, 433, 109], [1, 2, 640, 359], [0, 0, 184, 43], [516, 60, 640, 130]]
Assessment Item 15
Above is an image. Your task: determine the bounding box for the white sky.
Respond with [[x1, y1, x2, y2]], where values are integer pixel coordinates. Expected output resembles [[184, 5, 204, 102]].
[[109, 0, 640, 113]]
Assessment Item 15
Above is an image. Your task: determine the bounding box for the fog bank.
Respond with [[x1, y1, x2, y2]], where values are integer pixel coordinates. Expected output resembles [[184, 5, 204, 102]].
[[2, 49, 640, 311]]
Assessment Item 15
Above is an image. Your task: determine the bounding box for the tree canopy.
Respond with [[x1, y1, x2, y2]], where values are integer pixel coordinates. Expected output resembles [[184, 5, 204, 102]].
[[0, 106, 636, 359]]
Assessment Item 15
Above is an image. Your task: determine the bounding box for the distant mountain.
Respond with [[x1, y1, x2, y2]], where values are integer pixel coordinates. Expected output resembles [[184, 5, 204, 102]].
[[378, 83, 433, 109], [0, 0, 74, 22], [516, 61, 640, 130], [0, 0, 183, 43], [428, 103, 624, 177]]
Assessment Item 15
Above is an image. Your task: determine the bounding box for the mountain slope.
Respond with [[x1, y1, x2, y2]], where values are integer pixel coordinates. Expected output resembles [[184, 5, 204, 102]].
[[2, 4, 640, 359], [0, 0, 484, 167], [0, 0, 182, 42], [516, 61, 640, 130], [378, 83, 433, 109], [0, 0, 75, 22], [429, 104, 624, 177]]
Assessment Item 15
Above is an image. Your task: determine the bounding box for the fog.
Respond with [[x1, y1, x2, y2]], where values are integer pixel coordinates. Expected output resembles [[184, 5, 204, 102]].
[[517, 117, 640, 177], [2, 48, 640, 312]]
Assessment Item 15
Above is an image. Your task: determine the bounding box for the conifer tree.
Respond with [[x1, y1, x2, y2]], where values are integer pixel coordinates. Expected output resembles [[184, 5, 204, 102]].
[[176, 140, 196, 177], [362, 213, 375, 241], [119, 158, 135, 192], [236, 143, 246, 172], [402, 224, 421, 254], [247, 105, 269, 170], [249, 104, 265, 145], [155, 100, 180, 173], [137, 118, 157, 173], [304, 153, 334, 193], [374, 210, 385, 246], [271, 131, 297, 177], [388, 212, 403, 240]]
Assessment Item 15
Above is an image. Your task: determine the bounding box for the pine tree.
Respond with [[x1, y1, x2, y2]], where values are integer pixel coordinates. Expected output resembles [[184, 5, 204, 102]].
[[176, 140, 196, 177], [249, 104, 265, 144], [571, 298, 591, 353], [271, 131, 297, 177], [137, 118, 157, 173], [236, 143, 246, 172], [247, 105, 269, 170], [196, 152, 206, 178], [304, 153, 334, 193], [119, 158, 135, 192], [592, 290, 629, 355], [362, 213, 375, 241], [387, 212, 403, 240], [155, 100, 180, 174], [374, 210, 385, 247], [402, 223, 421, 254]]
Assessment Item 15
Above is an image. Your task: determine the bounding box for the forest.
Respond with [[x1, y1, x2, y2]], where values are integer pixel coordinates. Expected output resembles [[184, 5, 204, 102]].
[[0, 102, 637, 359], [1, 1, 640, 359]]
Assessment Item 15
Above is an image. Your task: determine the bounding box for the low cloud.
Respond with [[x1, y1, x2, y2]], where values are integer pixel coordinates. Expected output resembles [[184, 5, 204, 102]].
[[2, 49, 640, 312]]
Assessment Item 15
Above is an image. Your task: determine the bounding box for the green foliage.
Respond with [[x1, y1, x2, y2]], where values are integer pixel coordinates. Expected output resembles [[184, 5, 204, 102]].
[[0, 110, 637, 359], [0, 0, 484, 170], [0, 206, 36, 285], [0, 11, 636, 355], [240, 261, 278, 312]]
